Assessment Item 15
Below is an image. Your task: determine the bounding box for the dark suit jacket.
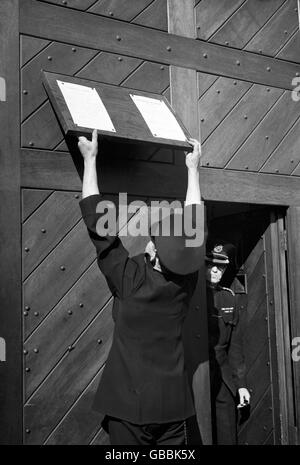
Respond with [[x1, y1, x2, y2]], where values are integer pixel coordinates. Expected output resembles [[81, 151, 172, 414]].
[[80, 194, 198, 424], [206, 285, 247, 396]]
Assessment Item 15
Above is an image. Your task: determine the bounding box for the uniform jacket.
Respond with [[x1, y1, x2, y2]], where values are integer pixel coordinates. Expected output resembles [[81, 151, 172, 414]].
[[80, 194, 198, 424], [206, 284, 247, 395]]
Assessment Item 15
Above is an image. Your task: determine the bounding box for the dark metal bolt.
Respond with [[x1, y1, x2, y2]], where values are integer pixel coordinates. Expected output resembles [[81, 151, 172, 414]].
[[34, 311, 39, 317], [29, 141, 34, 146], [97, 339, 103, 345], [23, 349, 28, 355], [25, 247, 30, 252], [203, 53, 208, 58], [109, 11, 114, 16], [206, 162, 210, 166], [25, 367, 30, 372], [79, 303, 84, 308], [75, 194, 79, 199], [167, 46, 172, 51], [60, 265, 65, 271], [34, 348, 39, 354], [236, 60, 240, 66], [118, 57, 123, 61], [23, 311, 28, 316], [47, 56, 52, 61], [23, 90, 28, 95], [267, 66, 271, 72], [25, 428, 31, 434], [67, 345, 74, 352], [25, 305, 30, 311], [41, 228, 46, 233], [68, 310, 73, 315], [116, 35, 121, 41], [160, 66, 164, 70]]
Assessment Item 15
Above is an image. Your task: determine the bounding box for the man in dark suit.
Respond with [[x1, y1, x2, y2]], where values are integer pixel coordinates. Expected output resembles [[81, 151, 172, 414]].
[[205, 240, 250, 444], [77, 129, 204, 445]]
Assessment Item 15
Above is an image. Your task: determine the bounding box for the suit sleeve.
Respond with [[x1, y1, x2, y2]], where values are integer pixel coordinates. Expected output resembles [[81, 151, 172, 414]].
[[228, 310, 247, 390], [79, 194, 144, 298]]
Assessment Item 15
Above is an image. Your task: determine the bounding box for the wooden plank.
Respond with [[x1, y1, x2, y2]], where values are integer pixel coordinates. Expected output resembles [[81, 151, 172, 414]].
[[22, 191, 82, 279], [23, 219, 96, 338], [21, 41, 97, 121], [88, 0, 153, 22], [24, 262, 110, 398], [198, 76, 251, 142], [45, 369, 105, 444], [21, 101, 63, 150], [133, 0, 168, 32], [277, 30, 300, 63], [21, 35, 50, 67], [121, 61, 169, 93], [19, 0, 300, 90], [197, 72, 218, 99], [39, 0, 96, 10], [21, 149, 300, 205], [244, 237, 264, 278], [244, 298, 268, 369], [22, 188, 53, 222], [77, 52, 142, 85], [202, 85, 283, 168], [286, 207, 300, 445], [245, 342, 271, 412], [245, 255, 267, 323], [0, 0, 22, 445], [24, 300, 114, 444], [227, 91, 300, 172], [168, 0, 209, 446], [261, 116, 300, 175], [90, 428, 110, 445], [263, 224, 282, 444], [245, 0, 299, 56], [195, 0, 245, 41], [211, 0, 286, 49]]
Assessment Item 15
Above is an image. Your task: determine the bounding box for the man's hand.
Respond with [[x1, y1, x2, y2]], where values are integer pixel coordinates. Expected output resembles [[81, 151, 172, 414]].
[[237, 388, 251, 408], [78, 129, 98, 161], [185, 138, 201, 170]]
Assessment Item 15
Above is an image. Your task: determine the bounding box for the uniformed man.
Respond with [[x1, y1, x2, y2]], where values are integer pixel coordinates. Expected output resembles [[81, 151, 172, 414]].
[[77, 129, 204, 445], [205, 240, 251, 444]]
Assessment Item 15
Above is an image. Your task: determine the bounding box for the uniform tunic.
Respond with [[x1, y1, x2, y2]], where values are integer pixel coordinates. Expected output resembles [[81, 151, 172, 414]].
[[206, 284, 246, 395], [80, 194, 197, 425]]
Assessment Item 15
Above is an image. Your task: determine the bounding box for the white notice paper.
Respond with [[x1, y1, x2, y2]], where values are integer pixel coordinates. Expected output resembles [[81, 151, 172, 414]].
[[57, 80, 116, 132], [130, 94, 187, 141]]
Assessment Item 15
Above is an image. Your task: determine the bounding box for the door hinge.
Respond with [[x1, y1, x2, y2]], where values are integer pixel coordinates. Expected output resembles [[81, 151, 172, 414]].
[[280, 230, 287, 251]]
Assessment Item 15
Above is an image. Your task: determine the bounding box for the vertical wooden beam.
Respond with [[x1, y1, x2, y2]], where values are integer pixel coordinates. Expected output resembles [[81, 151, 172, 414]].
[[168, 0, 211, 445], [0, 0, 22, 444], [286, 207, 300, 445], [267, 211, 297, 444]]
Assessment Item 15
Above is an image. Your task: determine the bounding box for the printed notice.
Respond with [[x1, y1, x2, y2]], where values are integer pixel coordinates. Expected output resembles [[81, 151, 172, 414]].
[[57, 80, 116, 132], [130, 94, 186, 141]]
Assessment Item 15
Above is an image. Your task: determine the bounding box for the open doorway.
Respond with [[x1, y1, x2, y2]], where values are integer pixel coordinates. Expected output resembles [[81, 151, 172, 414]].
[[204, 200, 293, 445]]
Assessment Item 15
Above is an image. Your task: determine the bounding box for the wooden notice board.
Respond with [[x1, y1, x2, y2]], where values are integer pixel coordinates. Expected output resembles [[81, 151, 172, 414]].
[[42, 71, 191, 150]]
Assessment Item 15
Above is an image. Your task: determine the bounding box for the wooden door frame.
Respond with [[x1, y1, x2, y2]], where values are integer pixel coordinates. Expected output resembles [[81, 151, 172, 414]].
[[0, 0, 22, 445], [265, 210, 298, 444]]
